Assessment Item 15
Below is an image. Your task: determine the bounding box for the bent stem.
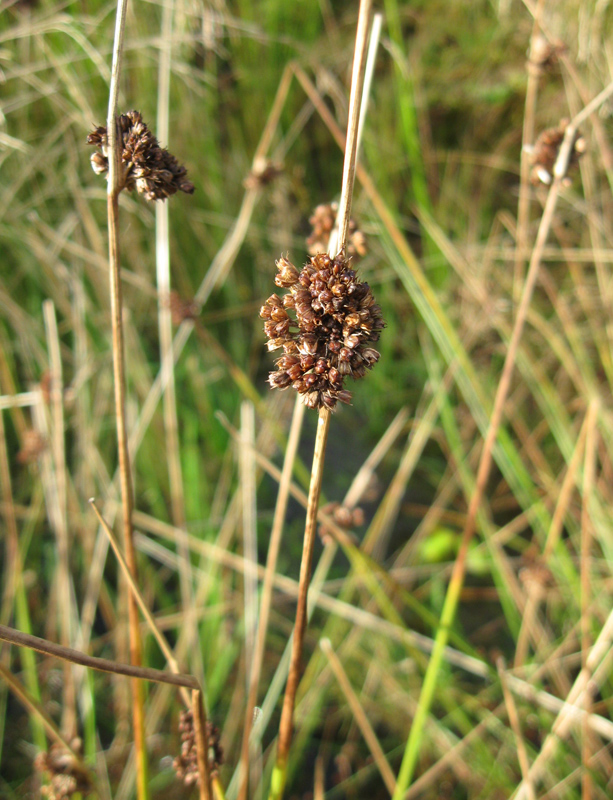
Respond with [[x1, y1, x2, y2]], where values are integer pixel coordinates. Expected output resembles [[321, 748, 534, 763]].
[[269, 406, 331, 800]]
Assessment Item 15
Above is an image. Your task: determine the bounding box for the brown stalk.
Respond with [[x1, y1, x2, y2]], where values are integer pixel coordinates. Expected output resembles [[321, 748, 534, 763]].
[[270, 5, 372, 797], [0, 621, 213, 798], [90, 500, 214, 798], [105, 0, 147, 794]]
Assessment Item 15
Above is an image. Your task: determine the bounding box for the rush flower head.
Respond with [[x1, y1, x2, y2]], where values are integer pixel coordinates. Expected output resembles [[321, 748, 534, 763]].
[[260, 252, 384, 410], [87, 110, 194, 201]]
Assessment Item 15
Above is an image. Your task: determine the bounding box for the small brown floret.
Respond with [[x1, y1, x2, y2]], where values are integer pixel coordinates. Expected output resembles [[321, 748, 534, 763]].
[[319, 501, 365, 544], [261, 253, 384, 410], [173, 709, 224, 786], [307, 202, 367, 259], [529, 119, 585, 186], [34, 741, 91, 800], [87, 110, 194, 201]]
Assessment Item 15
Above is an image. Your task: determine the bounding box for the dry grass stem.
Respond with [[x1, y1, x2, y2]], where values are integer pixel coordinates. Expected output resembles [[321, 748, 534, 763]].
[[89, 499, 190, 706], [320, 637, 397, 795], [497, 657, 536, 800], [105, 0, 147, 792], [237, 397, 305, 800], [0, 623, 199, 690]]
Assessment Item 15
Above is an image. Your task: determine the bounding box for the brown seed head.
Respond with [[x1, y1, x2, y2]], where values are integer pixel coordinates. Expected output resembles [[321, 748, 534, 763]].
[[307, 202, 367, 259], [34, 741, 91, 800], [261, 252, 384, 410], [529, 119, 585, 186], [87, 110, 194, 201], [173, 709, 224, 786]]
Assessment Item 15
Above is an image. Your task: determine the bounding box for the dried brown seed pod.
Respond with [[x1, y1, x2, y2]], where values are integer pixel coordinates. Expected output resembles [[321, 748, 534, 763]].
[[319, 501, 365, 544], [307, 202, 367, 259], [261, 252, 384, 410], [34, 741, 91, 800], [244, 158, 284, 189], [173, 709, 224, 786], [528, 119, 585, 186], [87, 110, 194, 201]]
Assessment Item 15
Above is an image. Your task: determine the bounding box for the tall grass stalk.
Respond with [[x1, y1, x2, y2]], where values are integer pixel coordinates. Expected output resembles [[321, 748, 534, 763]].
[[269, 4, 372, 798], [105, 0, 147, 794]]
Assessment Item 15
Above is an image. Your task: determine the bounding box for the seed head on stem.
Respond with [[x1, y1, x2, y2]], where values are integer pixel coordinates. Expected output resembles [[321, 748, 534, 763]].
[[261, 252, 384, 410]]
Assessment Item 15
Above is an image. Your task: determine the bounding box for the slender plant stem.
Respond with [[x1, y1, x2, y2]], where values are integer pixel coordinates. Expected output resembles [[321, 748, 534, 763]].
[[513, 0, 545, 300], [89, 500, 190, 706], [106, 0, 148, 795], [268, 4, 372, 797], [320, 638, 397, 795], [0, 663, 87, 771], [270, 406, 331, 800], [392, 91, 613, 799], [192, 690, 212, 800], [0, 624, 198, 689], [580, 400, 598, 800], [238, 397, 305, 800]]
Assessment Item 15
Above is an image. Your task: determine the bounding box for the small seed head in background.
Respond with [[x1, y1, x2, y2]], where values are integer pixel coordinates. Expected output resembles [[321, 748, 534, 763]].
[[244, 157, 284, 189], [87, 110, 194, 201], [261, 252, 384, 410], [34, 740, 91, 800], [319, 501, 365, 545], [173, 709, 224, 787], [528, 119, 585, 186], [307, 202, 367, 259]]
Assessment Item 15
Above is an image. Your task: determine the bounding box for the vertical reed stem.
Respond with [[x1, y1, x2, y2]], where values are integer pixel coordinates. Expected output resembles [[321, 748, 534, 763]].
[[106, 0, 148, 795], [269, 7, 373, 796], [270, 406, 331, 800]]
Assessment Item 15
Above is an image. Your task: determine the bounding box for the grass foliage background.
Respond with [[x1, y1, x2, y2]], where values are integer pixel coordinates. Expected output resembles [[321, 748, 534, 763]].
[[1, 0, 613, 798]]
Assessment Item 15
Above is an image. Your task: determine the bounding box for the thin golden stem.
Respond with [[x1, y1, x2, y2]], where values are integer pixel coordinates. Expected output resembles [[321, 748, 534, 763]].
[[272, 406, 331, 797], [581, 400, 598, 800], [237, 397, 305, 800], [106, 0, 147, 794], [192, 689, 212, 800], [269, 7, 373, 795]]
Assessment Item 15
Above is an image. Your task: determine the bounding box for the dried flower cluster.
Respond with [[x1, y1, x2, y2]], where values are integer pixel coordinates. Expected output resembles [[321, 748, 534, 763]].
[[307, 203, 367, 259], [87, 110, 194, 201], [34, 741, 91, 800], [173, 709, 224, 786], [528, 119, 585, 186], [260, 253, 384, 410]]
